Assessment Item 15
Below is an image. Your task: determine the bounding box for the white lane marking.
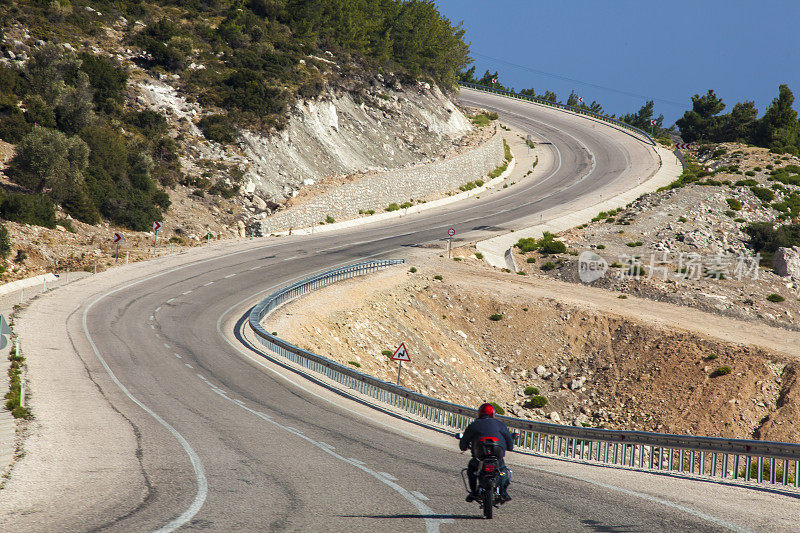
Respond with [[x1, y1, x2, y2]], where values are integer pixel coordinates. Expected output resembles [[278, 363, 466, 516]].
[[174, 353, 182, 359], [83, 293, 207, 533], [150, 315, 154, 321], [182, 290, 192, 295], [318, 442, 335, 450], [197, 374, 204, 379], [249, 266, 260, 270], [208, 386, 451, 533], [150, 324, 155, 330], [163, 343, 170, 349], [411, 491, 429, 501], [202, 282, 214, 287], [282, 255, 299, 262], [155, 333, 161, 339], [78, 237, 294, 531], [224, 274, 236, 279], [215, 254, 455, 533], [166, 298, 175, 303], [155, 307, 161, 313], [378, 472, 398, 481], [522, 465, 750, 533], [185, 364, 193, 369]]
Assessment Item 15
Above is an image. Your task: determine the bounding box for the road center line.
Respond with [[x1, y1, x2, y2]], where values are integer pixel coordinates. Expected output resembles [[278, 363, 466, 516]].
[[185, 364, 193, 369], [174, 353, 182, 359], [208, 386, 451, 533]]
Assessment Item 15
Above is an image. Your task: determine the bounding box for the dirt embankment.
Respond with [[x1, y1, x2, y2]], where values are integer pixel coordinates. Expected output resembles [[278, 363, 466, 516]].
[[268, 253, 800, 443]]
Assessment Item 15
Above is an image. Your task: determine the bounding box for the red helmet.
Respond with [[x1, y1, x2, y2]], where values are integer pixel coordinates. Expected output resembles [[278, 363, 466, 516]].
[[478, 403, 495, 418]]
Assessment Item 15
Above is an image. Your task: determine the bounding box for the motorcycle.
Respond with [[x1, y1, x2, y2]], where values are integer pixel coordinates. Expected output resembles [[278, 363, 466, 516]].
[[455, 432, 513, 519]]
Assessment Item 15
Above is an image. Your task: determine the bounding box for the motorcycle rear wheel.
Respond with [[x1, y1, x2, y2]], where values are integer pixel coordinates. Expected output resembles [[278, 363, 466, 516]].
[[483, 488, 493, 519]]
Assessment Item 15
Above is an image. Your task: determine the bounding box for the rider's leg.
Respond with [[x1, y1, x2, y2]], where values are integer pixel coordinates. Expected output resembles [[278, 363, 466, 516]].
[[465, 458, 479, 501]]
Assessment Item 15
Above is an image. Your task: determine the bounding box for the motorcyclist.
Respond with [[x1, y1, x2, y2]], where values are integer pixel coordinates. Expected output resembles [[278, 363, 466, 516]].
[[459, 402, 514, 502]]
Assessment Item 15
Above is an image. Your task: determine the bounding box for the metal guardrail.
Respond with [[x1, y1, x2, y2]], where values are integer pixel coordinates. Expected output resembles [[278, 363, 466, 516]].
[[249, 261, 800, 490], [458, 82, 657, 147]]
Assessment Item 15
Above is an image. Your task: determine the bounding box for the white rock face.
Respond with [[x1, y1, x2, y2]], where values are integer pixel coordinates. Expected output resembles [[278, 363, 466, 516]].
[[549, 412, 561, 422], [535, 365, 547, 376], [772, 247, 800, 280]]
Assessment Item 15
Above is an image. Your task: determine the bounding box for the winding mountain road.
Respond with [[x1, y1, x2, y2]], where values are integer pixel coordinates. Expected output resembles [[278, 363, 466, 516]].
[[4, 89, 798, 532]]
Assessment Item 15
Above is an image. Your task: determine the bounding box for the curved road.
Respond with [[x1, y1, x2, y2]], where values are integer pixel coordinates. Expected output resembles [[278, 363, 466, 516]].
[[7, 90, 795, 532]]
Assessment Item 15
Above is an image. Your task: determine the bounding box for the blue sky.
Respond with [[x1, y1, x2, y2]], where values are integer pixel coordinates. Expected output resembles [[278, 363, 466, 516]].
[[435, 0, 800, 126]]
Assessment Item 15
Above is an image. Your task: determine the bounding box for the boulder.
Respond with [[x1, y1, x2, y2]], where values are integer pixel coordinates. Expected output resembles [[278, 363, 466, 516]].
[[772, 247, 800, 279], [535, 365, 547, 376], [570, 376, 587, 390], [548, 412, 561, 422]]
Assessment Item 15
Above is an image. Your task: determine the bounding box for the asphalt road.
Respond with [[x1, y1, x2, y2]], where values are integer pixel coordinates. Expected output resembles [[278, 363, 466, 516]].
[[39, 90, 792, 532]]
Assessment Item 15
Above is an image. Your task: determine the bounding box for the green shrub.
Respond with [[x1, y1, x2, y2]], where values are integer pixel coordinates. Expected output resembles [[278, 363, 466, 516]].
[[707, 353, 718, 360], [386, 203, 400, 212], [595, 244, 605, 249], [526, 257, 536, 263], [433, 274, 443, 280], [489, 402, 505, 415], [766, 293, 785, 303], [724, 210, 736, 218], [409, 267, 417, 273], [325, 215, 335, 224], [515, 237, 539, 253], [539, 237, 566, 254], [381, 350, 393, 356], [198, 114, 236, 144], [489, 313, 503, 321], [347, 360, 361, 368], [714, 366, 732, 376], [726, 198, 742, 210], [626, 241, 643, 247], [528, 395, 547, 408], [678, 216, 687, 222], [745, 170, 756, 176], [750, 187, 775, 202], [523, 386, 539, 396], [474, 252, 483, 259], [400, 201, 413, 209], [540, 261, 556, 271], [735, 179, 758, 187], [0, 191, 56, 228]]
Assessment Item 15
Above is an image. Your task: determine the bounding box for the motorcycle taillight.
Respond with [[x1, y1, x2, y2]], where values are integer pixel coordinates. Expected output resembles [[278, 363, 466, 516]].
[[484, 464, 496, 472]]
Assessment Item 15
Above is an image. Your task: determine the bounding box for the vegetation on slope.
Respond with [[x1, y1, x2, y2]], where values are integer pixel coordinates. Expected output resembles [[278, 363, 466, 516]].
[[0, 0, 471, 231]]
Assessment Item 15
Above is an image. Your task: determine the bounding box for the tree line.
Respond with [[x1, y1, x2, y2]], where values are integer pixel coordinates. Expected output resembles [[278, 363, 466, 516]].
[[459, 68, 667, 140], [460, 69, 800, 155]]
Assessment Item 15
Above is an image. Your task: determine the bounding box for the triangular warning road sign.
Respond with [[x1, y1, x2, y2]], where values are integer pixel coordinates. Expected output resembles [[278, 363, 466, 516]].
[[391, 342, 411, 362]]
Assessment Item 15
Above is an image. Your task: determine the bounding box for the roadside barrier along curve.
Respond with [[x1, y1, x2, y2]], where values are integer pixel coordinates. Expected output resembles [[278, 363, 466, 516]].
[[248, 261, 800, 491], [459, 82, 657, 147]]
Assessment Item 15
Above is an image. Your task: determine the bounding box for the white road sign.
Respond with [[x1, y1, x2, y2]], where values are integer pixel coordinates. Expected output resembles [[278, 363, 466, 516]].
[[0, 315, 11, 350], [391, 342, 411, 362]]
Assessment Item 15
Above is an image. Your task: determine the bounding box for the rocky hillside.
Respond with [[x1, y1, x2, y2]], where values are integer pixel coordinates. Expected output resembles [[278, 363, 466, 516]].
[[0, 1, 474, 279], [268, 256, 799, 443], [515, 143, 800, 331]]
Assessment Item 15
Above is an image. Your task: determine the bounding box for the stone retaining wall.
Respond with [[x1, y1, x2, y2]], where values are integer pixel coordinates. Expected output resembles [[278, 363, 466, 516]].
[[250, 132, 504, 235]]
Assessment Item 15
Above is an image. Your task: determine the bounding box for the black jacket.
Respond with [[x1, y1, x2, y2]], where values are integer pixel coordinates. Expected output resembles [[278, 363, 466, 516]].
[[459, 415, 515, 457]]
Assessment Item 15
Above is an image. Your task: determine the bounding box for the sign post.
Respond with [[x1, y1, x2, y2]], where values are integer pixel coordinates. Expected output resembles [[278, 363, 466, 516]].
[[153, 221, 162, 255], [391, 342, 411, 385], [447, 227, 455, 258], [112, 232, 123, 260]]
